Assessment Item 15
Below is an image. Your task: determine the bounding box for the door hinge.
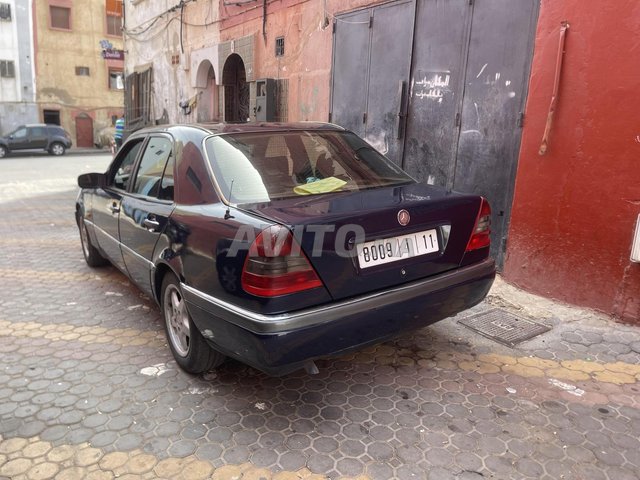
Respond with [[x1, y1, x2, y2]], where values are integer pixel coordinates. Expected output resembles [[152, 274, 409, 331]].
[[332, 20, 336, 34], [455, 112, 461, 127], [363, 112, 367, 124], [517, 111, 525, 128], [328, 111, 332, 122], [469, 0, 474, 5], [369, 15, 373, 28], [502, 236, 508, 252]]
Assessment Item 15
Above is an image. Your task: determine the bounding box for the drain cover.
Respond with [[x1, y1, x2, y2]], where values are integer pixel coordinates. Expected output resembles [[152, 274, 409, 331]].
[[458, 308, 551, 347]]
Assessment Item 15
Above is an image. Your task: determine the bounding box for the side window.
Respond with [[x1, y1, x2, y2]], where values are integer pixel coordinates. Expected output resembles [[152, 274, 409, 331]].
[[110, 139, 143, 191], [31, 127, 47, 137], [13, 127, 27, 139], [132, 137, 172, 198]]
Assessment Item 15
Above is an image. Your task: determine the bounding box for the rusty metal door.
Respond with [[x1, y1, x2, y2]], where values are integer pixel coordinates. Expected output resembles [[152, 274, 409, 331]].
[[403, 0, 471, 186], [330, 0, 415, 164], [330, 9, 370, 138], [452, 0, 538, 266], [330, 0, 537, 268]]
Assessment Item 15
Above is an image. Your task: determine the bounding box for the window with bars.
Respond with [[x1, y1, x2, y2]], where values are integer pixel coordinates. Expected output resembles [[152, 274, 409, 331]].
[[0, 3, 11, 21], [275, 37, 284, 57], [0, 60, 15, 78], [75, 66, 90, 76]]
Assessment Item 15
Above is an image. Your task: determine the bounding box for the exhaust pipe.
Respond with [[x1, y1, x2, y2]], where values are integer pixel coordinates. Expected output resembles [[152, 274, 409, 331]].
[[304, 360, 319, 375]]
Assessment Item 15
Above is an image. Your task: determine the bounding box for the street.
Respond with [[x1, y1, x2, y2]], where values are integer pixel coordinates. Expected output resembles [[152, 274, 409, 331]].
[[0, 154, 639, 480]]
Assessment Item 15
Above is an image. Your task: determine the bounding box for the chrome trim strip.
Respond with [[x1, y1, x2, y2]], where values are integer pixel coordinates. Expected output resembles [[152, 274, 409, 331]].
[[88, 221, 120, 248], [181, 258, 496, 334], [85, 219, 154, 270], [120, 242, 155, 270]]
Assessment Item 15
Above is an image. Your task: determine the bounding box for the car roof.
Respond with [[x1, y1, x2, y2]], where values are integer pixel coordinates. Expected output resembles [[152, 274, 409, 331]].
[[131, 122, 346, 137]]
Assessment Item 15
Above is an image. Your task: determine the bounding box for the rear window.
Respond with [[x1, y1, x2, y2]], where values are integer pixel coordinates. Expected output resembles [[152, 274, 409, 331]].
[[47, 126, 66, 135], [204, 130, 414, 204]]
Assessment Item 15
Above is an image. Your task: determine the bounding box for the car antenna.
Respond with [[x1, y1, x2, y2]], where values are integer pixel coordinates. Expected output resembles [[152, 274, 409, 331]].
[[224, 180, 235, 220]]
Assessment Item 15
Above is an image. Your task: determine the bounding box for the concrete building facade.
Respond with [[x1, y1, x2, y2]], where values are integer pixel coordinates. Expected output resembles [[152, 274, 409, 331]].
[[33, 0, 124, 146], [0, 0, 38, 134]]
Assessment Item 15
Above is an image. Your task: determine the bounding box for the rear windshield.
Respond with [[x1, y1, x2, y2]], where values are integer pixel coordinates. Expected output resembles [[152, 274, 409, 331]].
[[204, 130, 414, 204]]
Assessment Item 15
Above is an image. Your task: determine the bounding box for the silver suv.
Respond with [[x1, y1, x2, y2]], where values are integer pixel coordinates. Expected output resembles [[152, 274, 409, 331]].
[[0, 124, 73, 158]]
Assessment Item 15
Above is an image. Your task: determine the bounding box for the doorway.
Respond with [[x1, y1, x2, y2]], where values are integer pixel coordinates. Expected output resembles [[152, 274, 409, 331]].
[[197, 63, 218, 122], [222, 54, 249, 122], [75, 114, 93, 148]]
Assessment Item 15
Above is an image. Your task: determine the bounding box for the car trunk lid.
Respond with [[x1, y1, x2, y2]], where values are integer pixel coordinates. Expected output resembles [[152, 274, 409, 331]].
[[239, 183, 483, 300]]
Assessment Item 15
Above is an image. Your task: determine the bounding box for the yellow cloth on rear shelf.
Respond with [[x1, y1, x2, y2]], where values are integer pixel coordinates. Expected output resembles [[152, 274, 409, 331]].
[[293, 177, 347, 195]]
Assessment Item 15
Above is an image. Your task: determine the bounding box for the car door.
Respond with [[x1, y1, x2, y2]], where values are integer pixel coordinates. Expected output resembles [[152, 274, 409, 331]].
[[91, 137, 145, 272], [119, 135, 175, 297], [29, 126, 48, 149], [8, 127, 29, 150]]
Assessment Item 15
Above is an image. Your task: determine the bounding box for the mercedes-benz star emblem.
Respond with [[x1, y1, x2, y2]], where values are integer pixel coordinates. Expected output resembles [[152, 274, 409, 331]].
[[398, 209, 410, 226]]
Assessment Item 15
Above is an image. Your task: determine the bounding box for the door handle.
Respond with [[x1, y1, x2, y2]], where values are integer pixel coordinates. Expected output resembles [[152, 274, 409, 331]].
[[143, 217, 160, 231], [108, 203, 120, 214]]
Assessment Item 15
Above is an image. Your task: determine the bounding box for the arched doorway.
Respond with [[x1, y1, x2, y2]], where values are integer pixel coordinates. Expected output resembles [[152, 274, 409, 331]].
[[75, 113, 93, 148], [222, 54, 249, 122], [195, 61, 218, 122]]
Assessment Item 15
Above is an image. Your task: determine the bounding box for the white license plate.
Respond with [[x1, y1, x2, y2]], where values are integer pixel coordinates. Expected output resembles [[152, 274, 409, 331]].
[[356, 229, 439, 269]]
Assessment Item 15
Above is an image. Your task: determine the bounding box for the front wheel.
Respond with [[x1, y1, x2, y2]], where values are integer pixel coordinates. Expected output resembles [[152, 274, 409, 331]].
[[78, 214, 108, 267], [161, 273, 225, 374], [49, 142, 66, 156]]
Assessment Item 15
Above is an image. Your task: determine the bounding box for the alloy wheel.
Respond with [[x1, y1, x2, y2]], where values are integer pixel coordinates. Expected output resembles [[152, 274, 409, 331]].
[[164, 285, 190, 357]]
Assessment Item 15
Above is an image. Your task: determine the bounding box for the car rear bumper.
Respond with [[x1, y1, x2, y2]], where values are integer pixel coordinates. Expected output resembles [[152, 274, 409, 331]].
[[182, 258, 496, 375]]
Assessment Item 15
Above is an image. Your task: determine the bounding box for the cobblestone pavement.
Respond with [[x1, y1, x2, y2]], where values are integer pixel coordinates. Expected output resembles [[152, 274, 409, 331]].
[[1, 156, 640, 480]]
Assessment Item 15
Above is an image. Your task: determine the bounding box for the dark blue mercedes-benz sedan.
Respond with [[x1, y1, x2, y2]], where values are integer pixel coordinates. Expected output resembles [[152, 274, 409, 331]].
[[76, 123, 495, 375]]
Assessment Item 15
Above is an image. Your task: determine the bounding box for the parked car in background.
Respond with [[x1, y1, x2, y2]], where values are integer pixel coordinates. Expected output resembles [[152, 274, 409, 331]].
[[0, 124, 73, 158], [76, 123, 496, 376]]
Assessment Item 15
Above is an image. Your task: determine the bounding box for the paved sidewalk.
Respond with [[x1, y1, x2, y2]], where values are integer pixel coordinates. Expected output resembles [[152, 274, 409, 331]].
[[0, 179, 639, 479]]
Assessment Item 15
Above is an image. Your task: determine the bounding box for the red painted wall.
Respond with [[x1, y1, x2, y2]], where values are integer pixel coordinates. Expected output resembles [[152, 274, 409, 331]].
[[504, 0, 640, 323]]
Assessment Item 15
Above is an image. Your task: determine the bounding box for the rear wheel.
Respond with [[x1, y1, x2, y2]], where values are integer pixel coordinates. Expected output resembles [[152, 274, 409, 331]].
[[78, 214, 108, 267], [0, 145, 7, 158], [161, 273, 225, 374], [49, 142, 66, 156]]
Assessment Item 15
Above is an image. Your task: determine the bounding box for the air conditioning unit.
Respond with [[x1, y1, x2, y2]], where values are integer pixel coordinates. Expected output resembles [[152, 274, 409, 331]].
[[631, 214, 640, 263]]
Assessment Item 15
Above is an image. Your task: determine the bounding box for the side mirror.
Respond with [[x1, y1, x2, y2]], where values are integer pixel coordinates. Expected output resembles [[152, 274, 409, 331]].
[[8, 135, 13, 140], [78, 172, 106, 189]]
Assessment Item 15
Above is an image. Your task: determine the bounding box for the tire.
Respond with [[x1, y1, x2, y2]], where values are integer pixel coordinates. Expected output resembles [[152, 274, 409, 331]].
[[0, 145, 7, 158], [49, 142, 66, 156], [161, 273, 225, 374], [78, 214, 108, 267]]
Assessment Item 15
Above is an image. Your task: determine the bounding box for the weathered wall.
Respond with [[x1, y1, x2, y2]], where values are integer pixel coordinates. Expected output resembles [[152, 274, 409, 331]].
[[503, 0, 640, 323], [217, 0, 380, 122], [34, 0, 124, 141], [124, 0, 220, 125]]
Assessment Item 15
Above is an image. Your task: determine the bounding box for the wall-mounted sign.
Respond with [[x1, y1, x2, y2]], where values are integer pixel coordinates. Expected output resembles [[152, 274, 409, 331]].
[[102, 49, 125, 60]]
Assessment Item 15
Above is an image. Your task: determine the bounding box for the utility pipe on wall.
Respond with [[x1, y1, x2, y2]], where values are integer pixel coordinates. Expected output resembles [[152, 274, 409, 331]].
[[539, 21, 570, 156]]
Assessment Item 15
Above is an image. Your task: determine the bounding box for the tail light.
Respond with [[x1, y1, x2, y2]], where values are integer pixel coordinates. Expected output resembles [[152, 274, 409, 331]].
[[241, 225, 323, 297], [466, 197, 491, 251]]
